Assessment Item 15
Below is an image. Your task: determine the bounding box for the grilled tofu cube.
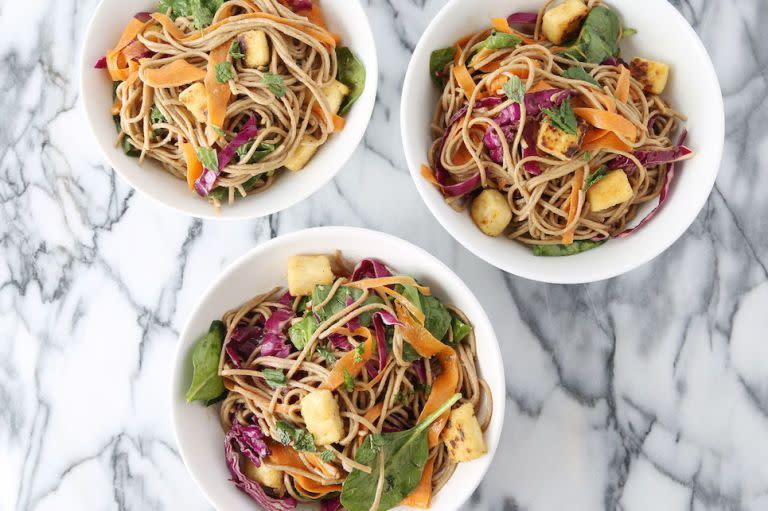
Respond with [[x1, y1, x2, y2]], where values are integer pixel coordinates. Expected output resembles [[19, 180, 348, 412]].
[[470, 189, 513, 237], [300, 389, 344, 446], [441, 403, 487, 463], [178, 82, 207, 123], [537, 119, 586, 160], [542, 0, 589, 45], [243, 460, 285, 492], [630, 58, 670, 95], [321, 80, 350, 115], [287, 255, 334, 296], [587, 169, 634, 212], [285, 135, 321, 171], [239, 30, 270, 68]]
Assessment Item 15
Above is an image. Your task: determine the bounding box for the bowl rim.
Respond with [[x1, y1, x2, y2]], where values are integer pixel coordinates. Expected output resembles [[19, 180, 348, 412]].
[[170, 226, 507, 510], [400, 0, 724, 284], [78, 0, 378, 221]]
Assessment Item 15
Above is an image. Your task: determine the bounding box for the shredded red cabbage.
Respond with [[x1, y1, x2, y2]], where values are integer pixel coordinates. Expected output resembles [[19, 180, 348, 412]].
[[226, 325, 263, 367], [134, 11, 152, 22], [287, 0, 312, 11], [94, 56, 107, 69], [413, 359, 427, 384], [608, 146, 693, 175], [328, 333, 353, 351], [265, 308, 293, 334], [345, 295, 361, 331], [320, 497, 342, 511], [195, 116, 259, 197], [442, 173, 481, 197], [521, 122, 542, 175], [261, 332, 292, 357], [227, 422, 270, 466], [278, 291, 294, 307], [351, 259, 393, 281], [614, 130, 688, 239], [601, 56, 628, 67], [507, 12, 539, 24], [225, 426, 296, 511]]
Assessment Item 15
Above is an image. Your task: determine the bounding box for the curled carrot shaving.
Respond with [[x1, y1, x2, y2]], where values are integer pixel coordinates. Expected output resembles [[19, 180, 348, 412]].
[[106, 18, 150, 80], [401, 457, 435, 508], [356, 401, 385, 445], [332, 114, 346, 132], [143, 59, 206, 87], [490, 17, 536, 44], [320, 327, 374, 391], [395, 303, 458, 447], [573, 107, 637, 142], [583, 127, 608, 143], [616, 65, 631, 103], [378, 287, 425, 325], [421, 164, 441, 186], [593, 92, 616, 113], [581, 131, 632, 152], [348, 276, 430, 295], [267, 443, 342, 495], [453, 64, 476, 99], [205, 42, 232, 145], [455, 33, 475, 47], [562, 168, 585, 245], [182, 141, 203, 191]]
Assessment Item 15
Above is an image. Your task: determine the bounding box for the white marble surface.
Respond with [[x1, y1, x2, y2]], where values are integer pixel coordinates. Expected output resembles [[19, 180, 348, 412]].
[[2, 0, 768, 510]]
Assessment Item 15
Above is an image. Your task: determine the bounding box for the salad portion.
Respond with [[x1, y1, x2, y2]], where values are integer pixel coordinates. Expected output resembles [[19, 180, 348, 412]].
[[423, 0, 693, 256], [96, 0, 365, 209], [186, 254, 492, 510]]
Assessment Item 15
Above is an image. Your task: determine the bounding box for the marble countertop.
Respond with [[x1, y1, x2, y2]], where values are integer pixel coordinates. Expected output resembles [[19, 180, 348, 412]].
[[3, 0, 768, 510]]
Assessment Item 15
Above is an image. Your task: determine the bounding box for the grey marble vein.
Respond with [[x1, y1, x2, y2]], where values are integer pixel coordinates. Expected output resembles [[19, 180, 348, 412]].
[[1, 0, 768, 510]]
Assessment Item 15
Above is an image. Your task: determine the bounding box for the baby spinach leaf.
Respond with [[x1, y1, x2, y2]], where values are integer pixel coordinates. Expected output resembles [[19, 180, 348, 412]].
[[561, 6, 621, 64], [421, 295, 451, 342], [340, 393, 462, 511], [532, 240, 604, 257], [312, 285, 383, 327], [236, 141, 277, 164], [449, 314, 472, 345], [429, 47, 456, 87], [288, 315, 317, 350], [336, 47, 366, 115], [563, 66, 599, 86], [185, 320, 226, 403]]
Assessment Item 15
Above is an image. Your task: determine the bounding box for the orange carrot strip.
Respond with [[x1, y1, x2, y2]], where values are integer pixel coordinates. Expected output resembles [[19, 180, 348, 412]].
[[421, 164, 441, 186], [143, 59, 206, 88], [581, 131, 632, 152], [573, 107, 637, 142], [490, 17, 536, 44], [378, 286, 426, 325], [401, 457, 435, 508], [182, 142, 203, 191], [592, 92, 616, 113], [395, 303, 459, 447], [529, 80, 555, 93], [453, 64, 476, 99], [320, 328, 374, 390], [616, 65, 630, 103], [562, 168, 585, 245], [205, 42, 232, 144], [106, 18, 150, 80], [455, 33, 475, 47], [332, 114, 346, 132], [348, 276, 430, 295], [267, 443, 342, 495], [583, 127, 608, 143], [356, 401, 385, 445]]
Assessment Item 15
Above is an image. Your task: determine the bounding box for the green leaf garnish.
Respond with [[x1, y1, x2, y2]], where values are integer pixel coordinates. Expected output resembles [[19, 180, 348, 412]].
[[316, 345, 336, 364], [215, 61, 234, 83], [288, 315, 318, 350], [429, 47, 456, 87], [196, 146, 218, 171], [532, 240, 604, 257], [584, 165, 608, 190], [262, 368, 287, 388], [336, 47, 366, 115], [185, 321, 226, 403], [503, 75, 526, 103], [542, 99, 578, 135], [276, 421, 317, 452], [229, 39, 245, 59], [354, 342, 365, 363], [562, 66, 599, 86], [261, 72, 286, 97], [343, 368, 355, 392], [319, 449, 336, 462]]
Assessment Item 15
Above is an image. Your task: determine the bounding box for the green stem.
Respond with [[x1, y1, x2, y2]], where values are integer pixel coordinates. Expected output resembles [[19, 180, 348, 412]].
[[412, 393, 461, 436]]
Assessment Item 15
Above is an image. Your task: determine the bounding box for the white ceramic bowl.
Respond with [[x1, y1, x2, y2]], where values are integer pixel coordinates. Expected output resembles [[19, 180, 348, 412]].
[[171, 227, 506, 511], [80, 1, 377, 220], [401, 0, 723, 284]]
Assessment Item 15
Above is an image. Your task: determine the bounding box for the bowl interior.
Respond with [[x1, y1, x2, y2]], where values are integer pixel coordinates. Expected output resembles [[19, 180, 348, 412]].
[[401, 0, 723, 283], [172, 227, 506, 511], [80, 0, 377, 220]]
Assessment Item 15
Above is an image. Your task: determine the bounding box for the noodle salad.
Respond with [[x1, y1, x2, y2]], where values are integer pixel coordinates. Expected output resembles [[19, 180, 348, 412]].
[[423, 0, 693, 256], [95, 0, 365, 208], [185, 254, 491, 511]]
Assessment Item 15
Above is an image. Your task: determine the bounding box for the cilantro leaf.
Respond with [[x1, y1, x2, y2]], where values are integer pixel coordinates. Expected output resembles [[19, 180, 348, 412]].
[[502, 75, 525, 103], [229, 40, 244, 59], [216, 61, 234, 83], [150, 104, 166, 124], [542, 99, 578, 135], [584, 165, 608, 190], [319, 449, 335, 462], [317, 345, 336, 364], [261, 73, 286, 98], [343, 368, 355, 392], [354, 342, 365, 363]]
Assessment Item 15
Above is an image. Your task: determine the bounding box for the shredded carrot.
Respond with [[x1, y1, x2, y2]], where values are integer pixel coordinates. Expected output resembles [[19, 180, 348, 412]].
[[452, 43, 463, 67], [348, 276, 430, 295], [305, 453, 337, 478], [401, 457, 435, 508], [205, 42, 232, 145], [395, 303, 459, 447], [182, 142, 203, 191], [320, 328, 374, 391], [453, 64, 476, 99], [455, 33, 475, 47], [267, 443, 342, 495], [356, 401, 385, 446], [583, 127, 608, 143], [616, 65, 631, 103], [573, 107, 637, 142], [332, 114, 346, 132], [143, 59, 206, 88], [562, 168, 585, 245], [106, 17, 150, 80], [232, 385, 290, 414], [581, 131, 632, 152], [151, 12, 337, 47], [593, 92, 616, 113], [529, 80, 555, 93], [421, 164, 441, 186]]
